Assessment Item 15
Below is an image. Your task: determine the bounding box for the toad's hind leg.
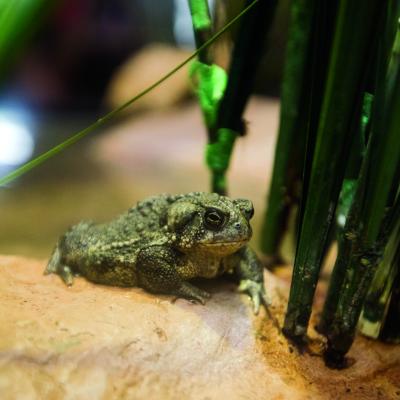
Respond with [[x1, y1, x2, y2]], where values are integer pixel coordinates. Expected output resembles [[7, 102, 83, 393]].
[[45, 245, 75, 286]]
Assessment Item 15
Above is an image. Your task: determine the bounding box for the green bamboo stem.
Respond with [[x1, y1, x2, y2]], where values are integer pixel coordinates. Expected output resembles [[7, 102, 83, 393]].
[[260, 1, 340, 263], [361, 199, 400, 339], [188, 0, 229, 151], [318, 0, 400, 340], [188, 0, 220, 142], [188, 0, 213, 65], [317, 93, 373, 335], [216, 0, 277, 134], [259, 0, 317, 261], [325, 44, 400, 363], [317, 222, 355, 335], [359, 225, 400, 338], [294, 1, 339, 238], [283, 0, 384, 340], [206, 0, 278, 195], [380, 267, 400, 343]]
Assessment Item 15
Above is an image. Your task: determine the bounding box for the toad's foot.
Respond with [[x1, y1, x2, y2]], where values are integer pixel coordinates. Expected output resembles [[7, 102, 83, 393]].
[[175, 282, 211, 305], [44, 246, 75, 286], [239, 279, 271, 315], [45, 264, 75, 286]]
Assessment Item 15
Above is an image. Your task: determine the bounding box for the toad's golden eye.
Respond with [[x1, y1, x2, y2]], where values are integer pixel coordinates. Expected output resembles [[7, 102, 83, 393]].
[[244, 206, 254, 219], [204, 208, 226, 230]]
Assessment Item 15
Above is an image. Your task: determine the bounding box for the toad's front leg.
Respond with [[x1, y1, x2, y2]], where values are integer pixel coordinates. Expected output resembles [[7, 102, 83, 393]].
[[229, 246, 270, 315], [136, 245, 211, 304]]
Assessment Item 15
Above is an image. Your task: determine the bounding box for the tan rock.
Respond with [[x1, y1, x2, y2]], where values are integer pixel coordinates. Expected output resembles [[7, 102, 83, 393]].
[[0, 255, 399, 399], [104, 44, 192, 114]]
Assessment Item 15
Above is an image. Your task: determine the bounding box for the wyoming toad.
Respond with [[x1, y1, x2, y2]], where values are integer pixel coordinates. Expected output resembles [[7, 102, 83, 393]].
[[46, 192, 269, 313]]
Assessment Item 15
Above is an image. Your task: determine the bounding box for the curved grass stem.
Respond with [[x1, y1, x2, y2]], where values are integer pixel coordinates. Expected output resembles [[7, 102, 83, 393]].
[[0, 0, 259, 187]]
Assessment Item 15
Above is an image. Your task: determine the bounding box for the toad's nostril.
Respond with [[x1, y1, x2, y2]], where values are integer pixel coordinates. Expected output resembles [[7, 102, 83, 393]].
[[234, 222, 241, 230]]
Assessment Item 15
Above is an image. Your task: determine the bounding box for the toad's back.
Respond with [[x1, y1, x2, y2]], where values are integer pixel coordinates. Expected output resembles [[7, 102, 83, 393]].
[[52, 194, 198, 286]]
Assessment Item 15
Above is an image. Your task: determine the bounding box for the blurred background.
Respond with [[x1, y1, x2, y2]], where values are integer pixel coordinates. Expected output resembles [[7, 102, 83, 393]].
[[0, 0, 289, 258]]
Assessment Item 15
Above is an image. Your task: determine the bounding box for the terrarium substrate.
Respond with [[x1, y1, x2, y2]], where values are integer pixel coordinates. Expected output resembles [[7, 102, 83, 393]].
[[0, 255, 399, 400]]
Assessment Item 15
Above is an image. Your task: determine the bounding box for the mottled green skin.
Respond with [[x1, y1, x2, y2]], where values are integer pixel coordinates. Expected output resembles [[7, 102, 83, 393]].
[[46, 192, 268, 313]]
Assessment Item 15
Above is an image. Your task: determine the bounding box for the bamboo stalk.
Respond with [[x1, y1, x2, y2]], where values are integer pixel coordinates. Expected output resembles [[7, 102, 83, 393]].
[[294, 1, 339, 241], [359, 224, 400, 338], [318, 0, 400, 339], [380, 267, 400, 343], [216, 0, 277, 135], [317, 222, 355, 335], [283, 0, 384, 340], [206, 0, 278, 194], [325, 45, 400, 364], [189, 0, 277, 194], [359, 195, 400, 340], [188, 0, 214, 65], [317, 93, 373, 335], [260, 1, 339, 264], [259, 0, 317, 262], [188, 0, 227, 143]]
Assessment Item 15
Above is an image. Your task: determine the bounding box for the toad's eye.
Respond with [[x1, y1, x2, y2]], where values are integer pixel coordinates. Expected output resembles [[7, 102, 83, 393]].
[[204, 208, 226, 230], [243, 206, 254, 219]]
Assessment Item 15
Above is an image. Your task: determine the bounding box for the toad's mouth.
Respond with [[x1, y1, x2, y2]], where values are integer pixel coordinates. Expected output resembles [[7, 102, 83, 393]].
[[199, 240, 247, 247]]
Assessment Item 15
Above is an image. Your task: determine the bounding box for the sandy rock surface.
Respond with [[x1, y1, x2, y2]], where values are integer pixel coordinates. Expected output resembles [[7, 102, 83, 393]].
[[1, 255, 399, 400]]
